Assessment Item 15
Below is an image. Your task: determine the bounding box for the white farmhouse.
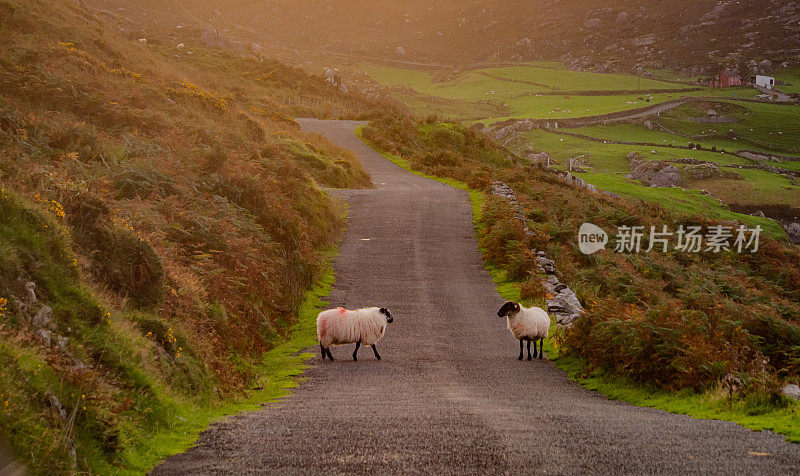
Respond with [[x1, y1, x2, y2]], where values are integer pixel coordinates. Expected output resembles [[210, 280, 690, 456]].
[[756, 75, 775, 89]]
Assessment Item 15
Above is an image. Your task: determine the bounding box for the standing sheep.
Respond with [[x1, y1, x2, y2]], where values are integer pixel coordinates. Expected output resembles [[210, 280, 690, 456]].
[[497, 301, 549, 360], [317, 307, 393, 361]]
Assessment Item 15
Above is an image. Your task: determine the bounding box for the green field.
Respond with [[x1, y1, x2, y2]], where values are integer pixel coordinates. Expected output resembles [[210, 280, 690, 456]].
[[657, 101, 800, 153], [360, 62, 766, 123], [519, 127, 799, 234], [364, 60, 800, 239], [362, 63, 690, 97], [476, 65, 689, 92], [774, 67, 800, 94], [568, 122, 800, 172], [520, 129, 752, 172]]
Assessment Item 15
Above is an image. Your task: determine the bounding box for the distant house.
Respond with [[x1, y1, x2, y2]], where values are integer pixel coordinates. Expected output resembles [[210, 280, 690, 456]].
[[709, 69, 742, 88], [755, 75, 775, 90]]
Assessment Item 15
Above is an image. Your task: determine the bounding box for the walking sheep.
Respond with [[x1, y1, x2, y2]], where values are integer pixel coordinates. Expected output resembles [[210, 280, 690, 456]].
[[317, 307, 393, 361], [497, 301, 549, 360]]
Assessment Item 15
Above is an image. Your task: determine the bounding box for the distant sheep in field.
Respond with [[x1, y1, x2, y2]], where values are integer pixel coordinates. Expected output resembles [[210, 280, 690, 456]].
[[317, 307, 393, 361], [138, 38, 147, 45], [497, 301, 549, 360]]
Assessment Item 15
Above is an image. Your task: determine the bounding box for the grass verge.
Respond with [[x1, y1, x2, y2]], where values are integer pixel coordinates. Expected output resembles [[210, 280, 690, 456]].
[[356, 124, 800, 444], [117, 252, 334, 473]]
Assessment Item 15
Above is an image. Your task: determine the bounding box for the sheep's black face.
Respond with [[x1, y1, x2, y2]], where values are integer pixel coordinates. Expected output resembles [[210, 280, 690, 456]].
[[497, 301, 520, 318], [380, 307, 393, 323]]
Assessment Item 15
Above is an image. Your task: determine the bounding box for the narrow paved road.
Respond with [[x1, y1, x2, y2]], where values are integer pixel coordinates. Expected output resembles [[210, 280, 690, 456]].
[[153, 119, 800, 474]]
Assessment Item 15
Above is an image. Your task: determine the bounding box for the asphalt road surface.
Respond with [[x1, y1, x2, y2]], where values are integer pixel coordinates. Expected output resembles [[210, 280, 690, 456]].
[[152, 119, 800, 474]]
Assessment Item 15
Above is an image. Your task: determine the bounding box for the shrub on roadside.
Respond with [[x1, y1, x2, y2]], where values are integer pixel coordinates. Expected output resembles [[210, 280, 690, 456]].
[[363, 115, 800, 396]]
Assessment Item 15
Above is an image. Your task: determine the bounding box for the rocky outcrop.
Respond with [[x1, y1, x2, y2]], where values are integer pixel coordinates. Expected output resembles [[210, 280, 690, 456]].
[[523, 151, 552, 166], [682, 163, 740, 182], [200, 26, 243, 52], [489, 125, 521, 146], [783, 383, 800, 401], [491, 182, 585, 327], [550, 170, 598, 193], [484, 121, 537, 147], [8, 281, 71, 352], [701, 1, 732, 21], [787, 222, 800, 243], [759, 59, 774, 75], [627, 159, 682, 187], [324, 68, 349, 94], [584, 18, 603, 31], [32, 305, 53, 329]]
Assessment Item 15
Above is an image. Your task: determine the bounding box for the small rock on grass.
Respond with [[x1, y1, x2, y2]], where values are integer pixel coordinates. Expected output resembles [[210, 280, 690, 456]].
[[782, 384, 800, 401]]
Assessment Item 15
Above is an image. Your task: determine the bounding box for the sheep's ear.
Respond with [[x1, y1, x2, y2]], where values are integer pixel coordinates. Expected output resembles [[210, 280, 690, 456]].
[[379, 307, 388, 316], [514, 303, 521, 311]]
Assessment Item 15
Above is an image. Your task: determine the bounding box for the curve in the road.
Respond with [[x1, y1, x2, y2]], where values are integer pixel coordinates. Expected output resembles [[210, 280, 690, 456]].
[[152, 119, 800, 474]]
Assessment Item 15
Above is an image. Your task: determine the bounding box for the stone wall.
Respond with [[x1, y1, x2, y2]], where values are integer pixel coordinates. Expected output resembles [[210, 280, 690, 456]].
[[491, 182, 584, 327]]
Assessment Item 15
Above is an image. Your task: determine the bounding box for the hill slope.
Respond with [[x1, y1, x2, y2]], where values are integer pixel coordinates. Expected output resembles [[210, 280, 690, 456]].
[[87, 0, 800, 75], [0, 0, 401, 472]]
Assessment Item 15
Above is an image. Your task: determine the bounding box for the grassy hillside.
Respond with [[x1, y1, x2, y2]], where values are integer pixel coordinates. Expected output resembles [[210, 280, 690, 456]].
[[363, 117, 800, 401], [0, 0, 397, 472], [538, 99, 800, 235], [365, 61, 800, 240]]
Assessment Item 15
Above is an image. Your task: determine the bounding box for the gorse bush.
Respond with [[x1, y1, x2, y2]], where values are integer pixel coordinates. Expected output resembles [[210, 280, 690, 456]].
[[364, 116, 800, 395]]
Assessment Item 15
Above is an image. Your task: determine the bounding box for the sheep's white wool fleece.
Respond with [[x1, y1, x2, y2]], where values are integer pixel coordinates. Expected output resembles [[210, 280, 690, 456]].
[[507, 306, 549, 340], [317, 307, 387, 347]]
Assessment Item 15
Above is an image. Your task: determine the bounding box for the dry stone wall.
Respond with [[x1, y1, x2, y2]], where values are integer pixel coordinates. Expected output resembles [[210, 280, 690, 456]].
[[491, 182, 585, 327]]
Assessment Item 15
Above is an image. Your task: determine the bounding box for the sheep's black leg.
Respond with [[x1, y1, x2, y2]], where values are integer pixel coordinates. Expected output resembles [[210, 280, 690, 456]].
[[518, 339, 524, 360], [320, 343, 326, 360], [539, 338, 544, 359], [527, 339, 532, 361], [353, 342, 360, 361], [372, 344, 381, 360], [326, 348, 334, 361]]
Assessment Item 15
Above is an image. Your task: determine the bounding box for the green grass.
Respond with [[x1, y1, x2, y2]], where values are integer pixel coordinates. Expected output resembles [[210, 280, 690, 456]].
[[483, 65, 689, 92], [569, 123, 698, 146], [495, 89, 759, 123], [551, 353, 800, 443], [361, 62, 771, 124], [643, 68, 699, 83], [659, 100, 800, 153], [356, 125, 800, 445], [516, 128, 796, 234], [569, 122, 777, 157], [692, 169, 800, 208], [497, 93, 664, 122], [361, 64, 541, 100], [773, 67, 800, 95], [520, 129, 751, 172], [361, 63, 717, 122], [580, 172, 785, 238], [389, 90, 506, 121]]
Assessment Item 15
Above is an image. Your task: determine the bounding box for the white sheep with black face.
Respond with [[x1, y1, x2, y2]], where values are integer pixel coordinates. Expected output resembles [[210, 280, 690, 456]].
[[317, 307, 393, 361], [497, 301, 549, 360]]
